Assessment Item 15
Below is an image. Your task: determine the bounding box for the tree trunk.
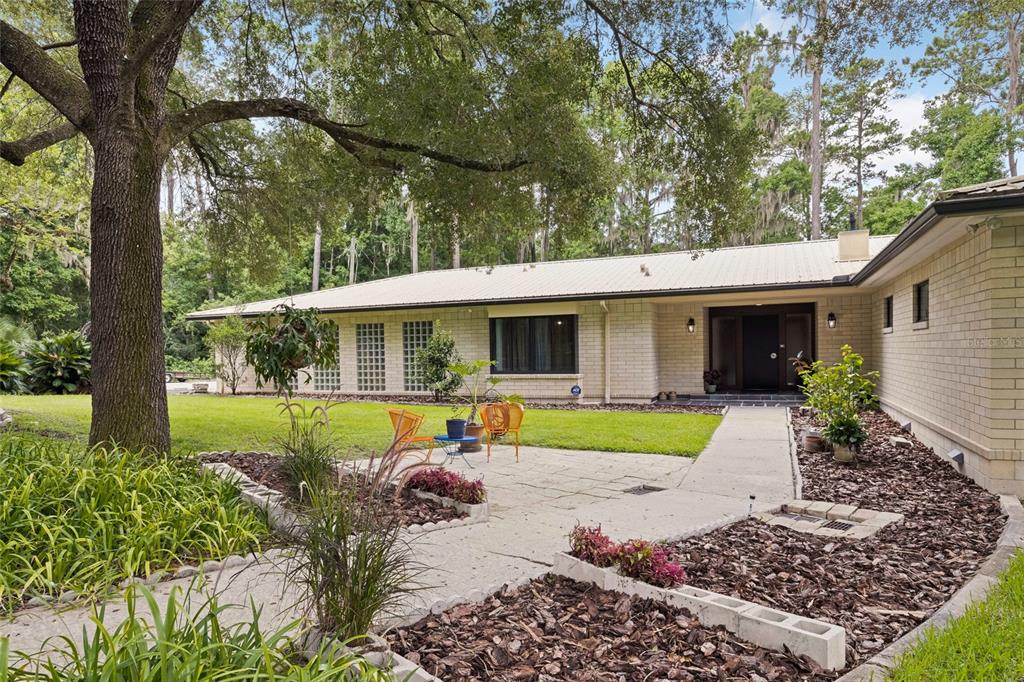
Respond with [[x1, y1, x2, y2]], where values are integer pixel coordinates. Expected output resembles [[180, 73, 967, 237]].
[[451, 234, 461, 268], [311, 219, 322, 291], [406, 198, 419, 273], [88, 140, 170, 453], [809, 53, 824, 240], [165, 160, 175, 218], [1007, 18, 1020, 177], [855, 113, 865, 230]]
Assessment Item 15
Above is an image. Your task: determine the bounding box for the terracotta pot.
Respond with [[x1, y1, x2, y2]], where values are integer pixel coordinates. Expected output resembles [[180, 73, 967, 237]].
[[461, 423, 485, 453], [705, 384, 717, 394], [833, 443, 856, 463], [801, 429, 826, 452]]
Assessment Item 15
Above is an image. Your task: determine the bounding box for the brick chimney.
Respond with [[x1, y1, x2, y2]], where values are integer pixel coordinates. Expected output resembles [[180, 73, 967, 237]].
[[837, 229, 870, 262]]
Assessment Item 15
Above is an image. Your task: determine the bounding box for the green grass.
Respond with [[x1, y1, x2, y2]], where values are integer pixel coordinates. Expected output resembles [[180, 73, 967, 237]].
[[0, 433, 267, 613], [0, 394, 722, 456], [887, 549, 1024, 681]]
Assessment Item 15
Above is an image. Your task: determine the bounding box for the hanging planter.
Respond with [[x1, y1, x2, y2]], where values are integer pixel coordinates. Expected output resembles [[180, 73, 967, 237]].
[[245, 305, 340, 395]]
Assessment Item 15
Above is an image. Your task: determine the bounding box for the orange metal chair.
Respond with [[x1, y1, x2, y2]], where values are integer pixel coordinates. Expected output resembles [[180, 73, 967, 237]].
[[387, 408, 435, 460], [479, 402, 525, 463]]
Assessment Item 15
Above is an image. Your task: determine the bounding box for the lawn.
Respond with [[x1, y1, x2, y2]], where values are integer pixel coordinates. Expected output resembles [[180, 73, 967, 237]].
[[0, 394, 722, 456], [887, 549, 1024, 681]]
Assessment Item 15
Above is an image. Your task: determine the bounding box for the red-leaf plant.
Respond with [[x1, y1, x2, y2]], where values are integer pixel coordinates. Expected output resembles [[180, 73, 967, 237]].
[[405, 468, 486, 505], [569, 525, 686, 587]]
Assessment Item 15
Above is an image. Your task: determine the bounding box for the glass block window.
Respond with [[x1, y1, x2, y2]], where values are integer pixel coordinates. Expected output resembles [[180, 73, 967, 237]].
[[313, 365, 341, 392], [356, 323, 386, 391], [402, 320, 434, 391]]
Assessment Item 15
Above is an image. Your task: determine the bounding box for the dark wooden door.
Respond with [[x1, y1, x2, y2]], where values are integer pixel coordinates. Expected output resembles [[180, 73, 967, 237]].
[[742, 314, 780, 391]]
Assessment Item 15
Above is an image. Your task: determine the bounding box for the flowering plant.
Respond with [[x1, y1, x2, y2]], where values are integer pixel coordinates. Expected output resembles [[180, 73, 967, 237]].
[[612, 539, 687, 588], [405, 468, 486, 504]]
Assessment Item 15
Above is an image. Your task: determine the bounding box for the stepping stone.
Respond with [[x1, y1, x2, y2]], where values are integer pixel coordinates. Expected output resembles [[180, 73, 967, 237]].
[[889, 436, 912, 449]]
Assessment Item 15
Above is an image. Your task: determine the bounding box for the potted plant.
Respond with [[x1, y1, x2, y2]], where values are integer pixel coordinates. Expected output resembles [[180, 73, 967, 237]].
[[703, 369, 722, 394], [823, 413, 865, 463], [448, 359, 523, 452]]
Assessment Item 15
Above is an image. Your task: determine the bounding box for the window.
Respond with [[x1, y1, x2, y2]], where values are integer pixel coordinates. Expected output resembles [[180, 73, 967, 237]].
[[490, 315, 577, 374], [402, 320, 433, 391], [313, 365, 341, 392], [883, 296, 893, 329], [913, 281, 929, 324], [356, 323, 385, 391]]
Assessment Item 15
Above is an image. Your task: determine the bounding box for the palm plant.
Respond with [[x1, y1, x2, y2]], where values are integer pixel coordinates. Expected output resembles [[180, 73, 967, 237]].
[[0, 340, 27, 394]]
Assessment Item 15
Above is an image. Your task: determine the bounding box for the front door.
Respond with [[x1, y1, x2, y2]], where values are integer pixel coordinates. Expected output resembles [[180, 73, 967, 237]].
[[742, 315, 780, 391]]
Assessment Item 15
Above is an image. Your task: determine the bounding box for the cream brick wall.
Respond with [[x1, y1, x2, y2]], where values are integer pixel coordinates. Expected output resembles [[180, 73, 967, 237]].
[[870, 221, 1024, 495]]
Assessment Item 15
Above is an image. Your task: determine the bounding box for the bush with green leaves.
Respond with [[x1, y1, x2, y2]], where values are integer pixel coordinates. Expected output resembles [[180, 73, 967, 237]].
[[1, 585, 390, 681], [246, 305, 339, 395], [0, 340, 27, 394], [0, 434, 267, 613], [165, 355, 216, 377], [26, 331, 91, 394], [415, 325, 462, 401], [276, 399, 338, 500], [799, 344, 878, 449]]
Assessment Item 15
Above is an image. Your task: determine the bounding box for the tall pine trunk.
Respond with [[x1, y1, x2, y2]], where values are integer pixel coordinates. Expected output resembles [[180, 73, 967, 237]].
[[809, 54, 823, 240], [1007, 18, 1020, 176], [88, 139, 170, 452]]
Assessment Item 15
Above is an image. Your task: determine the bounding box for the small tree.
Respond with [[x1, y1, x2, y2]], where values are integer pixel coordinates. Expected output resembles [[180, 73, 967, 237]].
[[800, 344, 879, 450], [415, 325, 461, 401], [207, 316, 249, 395]]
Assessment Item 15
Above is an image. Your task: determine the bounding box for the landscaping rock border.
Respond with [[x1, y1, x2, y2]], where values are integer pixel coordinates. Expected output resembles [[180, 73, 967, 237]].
[[787, 406, 804, 499], [836, 494, 1024, 682], [201, 459, 489, 537], [549, 551, 846, 671]]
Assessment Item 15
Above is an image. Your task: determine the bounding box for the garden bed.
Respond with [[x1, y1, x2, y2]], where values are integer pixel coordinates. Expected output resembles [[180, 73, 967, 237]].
[[200, 451, 468, 528], [664, 408, 1005, 671], [386, 574, 830, 681]]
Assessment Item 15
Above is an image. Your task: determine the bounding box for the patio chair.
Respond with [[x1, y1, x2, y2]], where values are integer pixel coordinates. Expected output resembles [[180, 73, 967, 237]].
[[479, 402, 525, 463], [387, 408, 435, 460]]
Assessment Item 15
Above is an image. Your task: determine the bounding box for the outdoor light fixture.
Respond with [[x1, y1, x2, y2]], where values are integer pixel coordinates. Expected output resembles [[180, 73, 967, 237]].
[[827, 312, 837, 329], [687, 318, 695, 333]]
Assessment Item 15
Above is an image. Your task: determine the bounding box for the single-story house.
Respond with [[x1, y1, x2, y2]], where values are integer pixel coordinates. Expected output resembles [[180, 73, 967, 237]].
[[189, 176, 1024, 495]]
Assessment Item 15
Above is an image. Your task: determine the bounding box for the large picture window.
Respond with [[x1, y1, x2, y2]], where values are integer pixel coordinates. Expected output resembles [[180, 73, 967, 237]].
[[490, 315, 577, 374]]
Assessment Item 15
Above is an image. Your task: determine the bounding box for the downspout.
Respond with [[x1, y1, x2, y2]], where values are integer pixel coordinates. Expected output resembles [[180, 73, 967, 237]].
[[600, 300, 611, 403]]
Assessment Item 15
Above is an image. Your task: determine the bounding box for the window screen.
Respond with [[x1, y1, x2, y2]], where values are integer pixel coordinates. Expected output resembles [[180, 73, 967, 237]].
[[913, 281, 929, 323]]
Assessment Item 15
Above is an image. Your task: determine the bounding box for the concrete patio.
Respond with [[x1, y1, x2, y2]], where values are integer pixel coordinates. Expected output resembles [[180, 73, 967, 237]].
[[1, 407, 796, 654]]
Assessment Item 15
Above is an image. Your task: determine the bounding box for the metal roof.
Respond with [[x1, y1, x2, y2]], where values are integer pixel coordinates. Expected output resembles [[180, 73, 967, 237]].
[[188, 235, 896, 319], [937, 175, 1024, 199]]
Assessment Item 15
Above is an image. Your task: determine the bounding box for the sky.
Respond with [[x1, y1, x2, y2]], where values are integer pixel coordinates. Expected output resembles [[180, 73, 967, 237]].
[[727, 0, 949, 177]]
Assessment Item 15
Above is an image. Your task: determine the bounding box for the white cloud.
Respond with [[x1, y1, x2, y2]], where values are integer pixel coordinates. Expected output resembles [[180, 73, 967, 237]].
[[737, 0, 794, 35], [872, 92, 933, 178]]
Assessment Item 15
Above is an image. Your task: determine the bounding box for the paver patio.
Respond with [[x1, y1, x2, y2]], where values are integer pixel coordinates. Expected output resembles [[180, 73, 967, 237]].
[[0, 407, 794, 655]]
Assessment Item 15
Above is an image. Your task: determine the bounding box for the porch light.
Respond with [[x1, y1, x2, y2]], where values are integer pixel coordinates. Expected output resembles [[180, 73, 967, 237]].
[[826, 312, 837, 329], [686, 318, 695, 333]]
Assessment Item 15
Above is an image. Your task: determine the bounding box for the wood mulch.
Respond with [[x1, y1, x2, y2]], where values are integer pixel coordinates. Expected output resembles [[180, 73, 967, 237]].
[[387, 574, 831, 681], [667, 408, 1005, 672], [199, 451, 464, 527]]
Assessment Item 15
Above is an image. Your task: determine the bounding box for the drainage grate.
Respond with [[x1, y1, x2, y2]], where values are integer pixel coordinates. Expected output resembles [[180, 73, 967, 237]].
[[822, 520, 855, 531], [623, 484, 666, 495]]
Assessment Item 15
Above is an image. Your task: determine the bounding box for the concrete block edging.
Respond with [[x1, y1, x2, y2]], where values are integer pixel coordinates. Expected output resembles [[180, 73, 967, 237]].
[[201, 458, 489, 537], [549, 551, 846, 671], [836, 495, 1024, 682], [786, 407, 804, 500]]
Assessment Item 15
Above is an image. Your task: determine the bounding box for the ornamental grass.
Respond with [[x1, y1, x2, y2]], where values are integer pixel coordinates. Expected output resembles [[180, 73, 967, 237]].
[[0, 434, 267, 613]]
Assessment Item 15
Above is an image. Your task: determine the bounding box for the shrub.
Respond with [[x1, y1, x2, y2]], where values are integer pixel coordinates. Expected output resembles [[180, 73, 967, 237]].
[[616, 539, 688, 588], [569, 524, 620, 568], [800, 344, 878, 449], [289, 473, 420, 642], [0, 340, 27, 394], [165, 355, 216, 377], [26, 331, 91, 394], [2, 585, 390, 681], [406, 468, 486, 504], [703, 369, 722, 386], [0, 434, 266, 613], [415, 325, 462, 401]]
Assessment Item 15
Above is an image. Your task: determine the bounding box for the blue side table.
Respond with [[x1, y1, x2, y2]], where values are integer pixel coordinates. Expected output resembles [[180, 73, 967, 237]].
[[433, 435, 479, 467]]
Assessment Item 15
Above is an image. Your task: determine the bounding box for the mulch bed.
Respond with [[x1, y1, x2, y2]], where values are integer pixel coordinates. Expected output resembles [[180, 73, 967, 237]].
[[387, 574, 831, 681], [199, 451, 464, 527], [667, 408, 1005, 672]]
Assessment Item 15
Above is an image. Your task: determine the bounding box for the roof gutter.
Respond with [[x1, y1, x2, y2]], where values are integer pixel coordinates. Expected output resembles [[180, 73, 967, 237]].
[[851, 192, 1024, 285]]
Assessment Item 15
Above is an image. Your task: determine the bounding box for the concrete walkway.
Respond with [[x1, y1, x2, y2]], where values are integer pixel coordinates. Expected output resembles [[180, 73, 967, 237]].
[[1, 407, 795, 655]]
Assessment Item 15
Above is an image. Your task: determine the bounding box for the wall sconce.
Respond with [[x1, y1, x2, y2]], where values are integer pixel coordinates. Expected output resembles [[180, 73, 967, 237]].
[[826, 312, 837, 329], [687, 318, 695, 333]]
